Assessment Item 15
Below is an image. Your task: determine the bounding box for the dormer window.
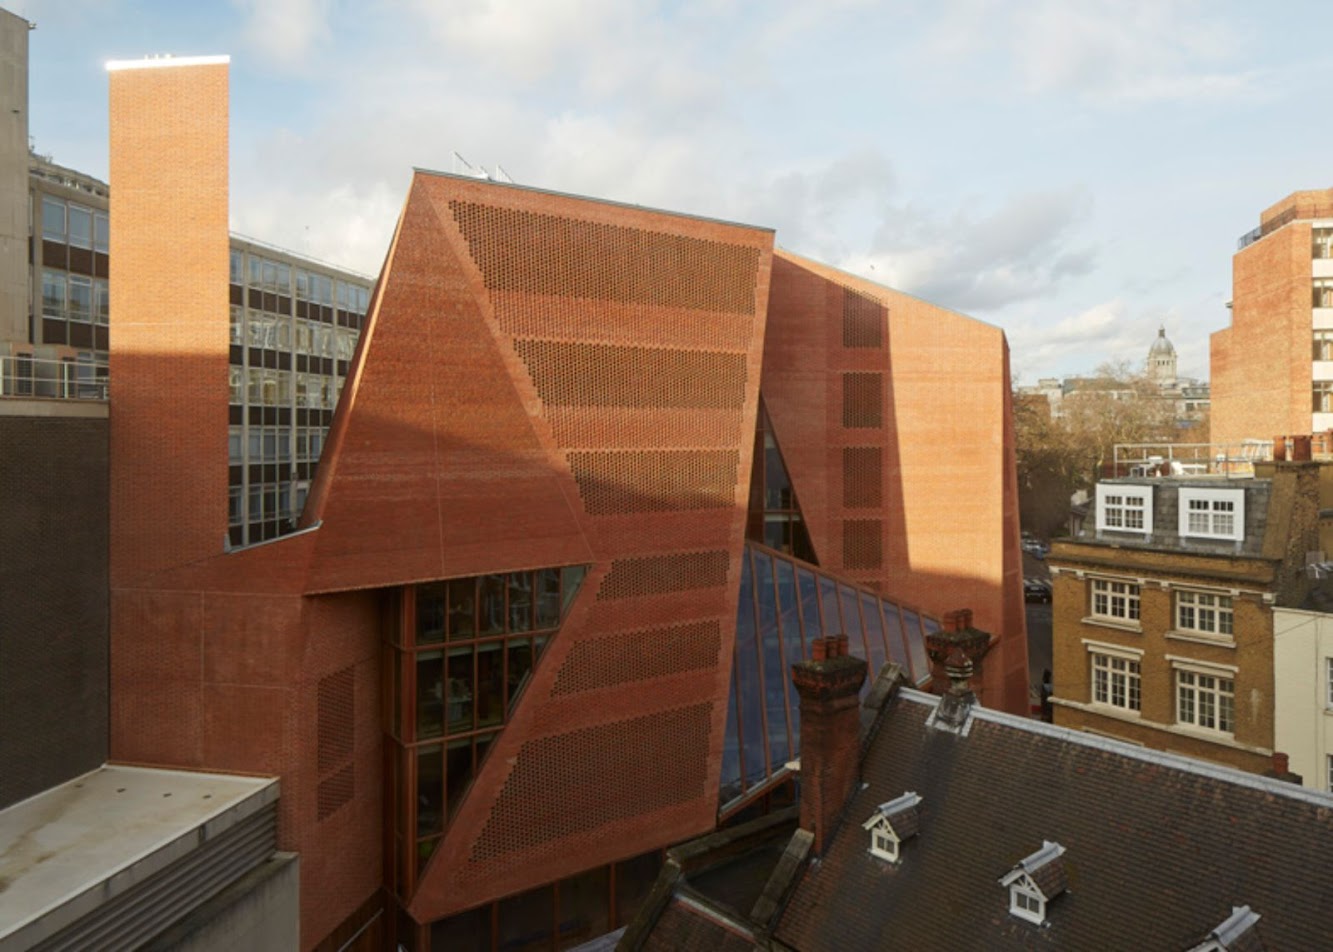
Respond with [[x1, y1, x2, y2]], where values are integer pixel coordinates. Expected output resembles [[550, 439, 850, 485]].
[[999, 841, 1067, 926], [1178, 487, 1244, 542], [862, 791, 921, 863], [1096, 484, 1153, 535]]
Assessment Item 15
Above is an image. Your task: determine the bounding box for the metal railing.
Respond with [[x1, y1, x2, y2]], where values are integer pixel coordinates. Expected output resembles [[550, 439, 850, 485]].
[[1111, 441, 1274, 479], [0, 355, 108, 401]]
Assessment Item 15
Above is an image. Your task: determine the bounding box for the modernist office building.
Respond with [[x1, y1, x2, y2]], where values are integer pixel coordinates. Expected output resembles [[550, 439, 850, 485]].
[[1213, 188, 1333, 447], [0, 10, 373, 547], [108, 57, 1028, 949]]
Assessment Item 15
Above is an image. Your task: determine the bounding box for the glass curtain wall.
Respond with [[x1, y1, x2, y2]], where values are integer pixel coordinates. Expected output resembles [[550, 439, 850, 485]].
[[720, 542, 937, 811], [384, 565, 587, 899]]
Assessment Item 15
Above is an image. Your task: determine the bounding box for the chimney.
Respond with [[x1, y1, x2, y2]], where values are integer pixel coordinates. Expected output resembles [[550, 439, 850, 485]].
[[1263, 751, 1303, 785], [1274, 435, 1287, 461], [925, 609, 994, 730], [925, 608, 993, 696], [792, 635, 867, 855], [1292, 435, 1313, 462]]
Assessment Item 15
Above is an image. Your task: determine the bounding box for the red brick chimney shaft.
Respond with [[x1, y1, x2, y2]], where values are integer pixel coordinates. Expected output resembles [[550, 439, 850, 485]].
[[792, 636, 867, 855]]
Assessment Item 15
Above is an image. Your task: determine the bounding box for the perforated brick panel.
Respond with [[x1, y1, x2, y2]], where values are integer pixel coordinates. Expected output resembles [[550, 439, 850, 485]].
[[843, 289, 884, 348], [843, 447, 883, 509], [317, 667, 354, 772], [842, 373, 883, 428], [318, 762, 355, 822], [550, 621, 722, 695], [513, 340, 746, 409], [470, 703, 712, 862], [448, 202, 760, 313], [596, 550, 730, 600], [566, 449, 739, 515], [402, 179, 772, 922], [843, 519, 883, 569], [317, 667, 355, 820]]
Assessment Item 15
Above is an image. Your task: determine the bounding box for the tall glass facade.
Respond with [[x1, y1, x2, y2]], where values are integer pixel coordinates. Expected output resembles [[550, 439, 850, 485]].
[[226, 243, 372, 546], [720, 542, 938, 811], [384, 565, 587, 899]]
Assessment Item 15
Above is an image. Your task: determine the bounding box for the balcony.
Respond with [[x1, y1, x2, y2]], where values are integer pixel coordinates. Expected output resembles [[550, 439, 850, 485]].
[[0, 355, 107, 401]]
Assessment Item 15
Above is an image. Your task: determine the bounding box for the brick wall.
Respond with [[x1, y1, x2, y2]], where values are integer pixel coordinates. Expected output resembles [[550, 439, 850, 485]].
[[1212, 222, 1312, 449], [0, 414, 108, 807], [1049, 541, 1276, 774], [761, 250, 1029, 714], [108, 60, 229, 587]]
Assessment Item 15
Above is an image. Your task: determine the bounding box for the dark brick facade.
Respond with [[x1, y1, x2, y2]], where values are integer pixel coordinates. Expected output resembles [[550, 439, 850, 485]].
[[0, 413, 108, 808]]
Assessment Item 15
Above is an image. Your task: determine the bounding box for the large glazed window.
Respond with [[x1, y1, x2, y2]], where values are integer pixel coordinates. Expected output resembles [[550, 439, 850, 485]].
[[720, 542, 938, 814], [384, 564, 587, 899], [747, 401, 817, 563]]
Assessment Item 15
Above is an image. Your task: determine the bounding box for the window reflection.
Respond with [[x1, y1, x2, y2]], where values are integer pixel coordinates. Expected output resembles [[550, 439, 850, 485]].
[[390, 565, 587, 896], [724, 542, 942, 814], [747, 401, 818, 563]]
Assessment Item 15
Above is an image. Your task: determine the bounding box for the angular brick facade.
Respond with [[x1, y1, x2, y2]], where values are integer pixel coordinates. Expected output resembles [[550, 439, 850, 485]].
[[106, 60, 1027, 948]]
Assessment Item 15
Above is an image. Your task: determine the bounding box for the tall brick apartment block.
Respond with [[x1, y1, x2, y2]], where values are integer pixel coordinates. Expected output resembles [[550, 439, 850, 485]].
[[108, 58, 1028, 949], [1213, 189, 1333, 448]]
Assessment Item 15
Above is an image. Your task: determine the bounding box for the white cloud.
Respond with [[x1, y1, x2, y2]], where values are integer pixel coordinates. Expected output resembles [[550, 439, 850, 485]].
[[916, 0, 1259, 105], [231, 0, 332, 71], [836, 187, 1097, 313]]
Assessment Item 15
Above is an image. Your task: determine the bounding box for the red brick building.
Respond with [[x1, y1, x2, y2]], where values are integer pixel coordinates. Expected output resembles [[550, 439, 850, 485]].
[[1213, 188, 1333, 449], [107, 58, 1027, 949]]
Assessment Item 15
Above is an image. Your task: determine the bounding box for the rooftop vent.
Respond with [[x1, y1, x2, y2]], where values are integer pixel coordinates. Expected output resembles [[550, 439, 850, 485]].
[[1188, 905, 1263, 951], [998, 841, 1067, 926], [861, 791, 921, 863]]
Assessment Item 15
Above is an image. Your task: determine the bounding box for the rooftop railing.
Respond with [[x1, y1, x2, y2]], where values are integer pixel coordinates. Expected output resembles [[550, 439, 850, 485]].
[[0, 355, 108, 401], [1110, 441, 1273, 479]]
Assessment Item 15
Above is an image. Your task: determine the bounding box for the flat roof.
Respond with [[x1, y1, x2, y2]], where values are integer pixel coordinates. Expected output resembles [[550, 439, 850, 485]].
[[413, 167, 775, 235], [0, 764, 277, 949], [106, 55, 229, 72]]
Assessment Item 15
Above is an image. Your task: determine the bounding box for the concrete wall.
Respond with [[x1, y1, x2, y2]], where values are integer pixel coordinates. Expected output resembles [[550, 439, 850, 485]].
[[0, 411, 108, 808], [0, 9, 29, 348], [1273, 607, 1333, 792], [143, 853, 301, 952]]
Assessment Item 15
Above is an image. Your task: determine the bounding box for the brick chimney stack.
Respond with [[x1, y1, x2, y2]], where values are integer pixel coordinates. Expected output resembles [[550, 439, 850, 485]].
[[792, 635, 867, 855], [1264, 751, 1304, 785], [922, 608, 994, 729]]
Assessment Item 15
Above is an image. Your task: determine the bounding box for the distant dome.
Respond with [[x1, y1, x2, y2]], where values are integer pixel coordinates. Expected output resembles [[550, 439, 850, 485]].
[[1149, 326, 1176, 357]]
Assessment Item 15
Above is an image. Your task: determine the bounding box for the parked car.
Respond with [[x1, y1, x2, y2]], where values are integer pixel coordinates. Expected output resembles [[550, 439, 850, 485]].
[[1022, 539, 1048, 560], [1024, 578, 1052, 603]]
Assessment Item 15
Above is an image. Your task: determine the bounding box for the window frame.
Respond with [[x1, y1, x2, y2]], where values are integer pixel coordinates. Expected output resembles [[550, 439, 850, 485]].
[[1089, 577, 1141, 625], [1095, 484, 1153, 535], [1177, 487, 1244, 542], [1174, 589, 1234, 641], [869, 824, 899, 863], [1326, 658, 1333, 710], [1090, 650, 1141, 712], [40, 195, 65, 242], [1174, 663, 1236, 735], [1008, 882, 1046, 925]]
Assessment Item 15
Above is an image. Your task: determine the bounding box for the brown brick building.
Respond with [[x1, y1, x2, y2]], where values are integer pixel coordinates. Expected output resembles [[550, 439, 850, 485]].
[[106, 56, 1028, 949], [1048, 460, 1322, 773]]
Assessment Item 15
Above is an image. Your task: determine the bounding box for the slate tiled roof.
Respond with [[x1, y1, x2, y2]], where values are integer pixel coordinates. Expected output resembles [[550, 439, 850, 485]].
[[774, 690, 1333, 951], [640, 898, 760, 952]]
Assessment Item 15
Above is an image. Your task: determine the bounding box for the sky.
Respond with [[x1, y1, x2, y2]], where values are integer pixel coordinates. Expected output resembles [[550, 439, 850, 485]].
[[12, 0, 1333, 382]]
